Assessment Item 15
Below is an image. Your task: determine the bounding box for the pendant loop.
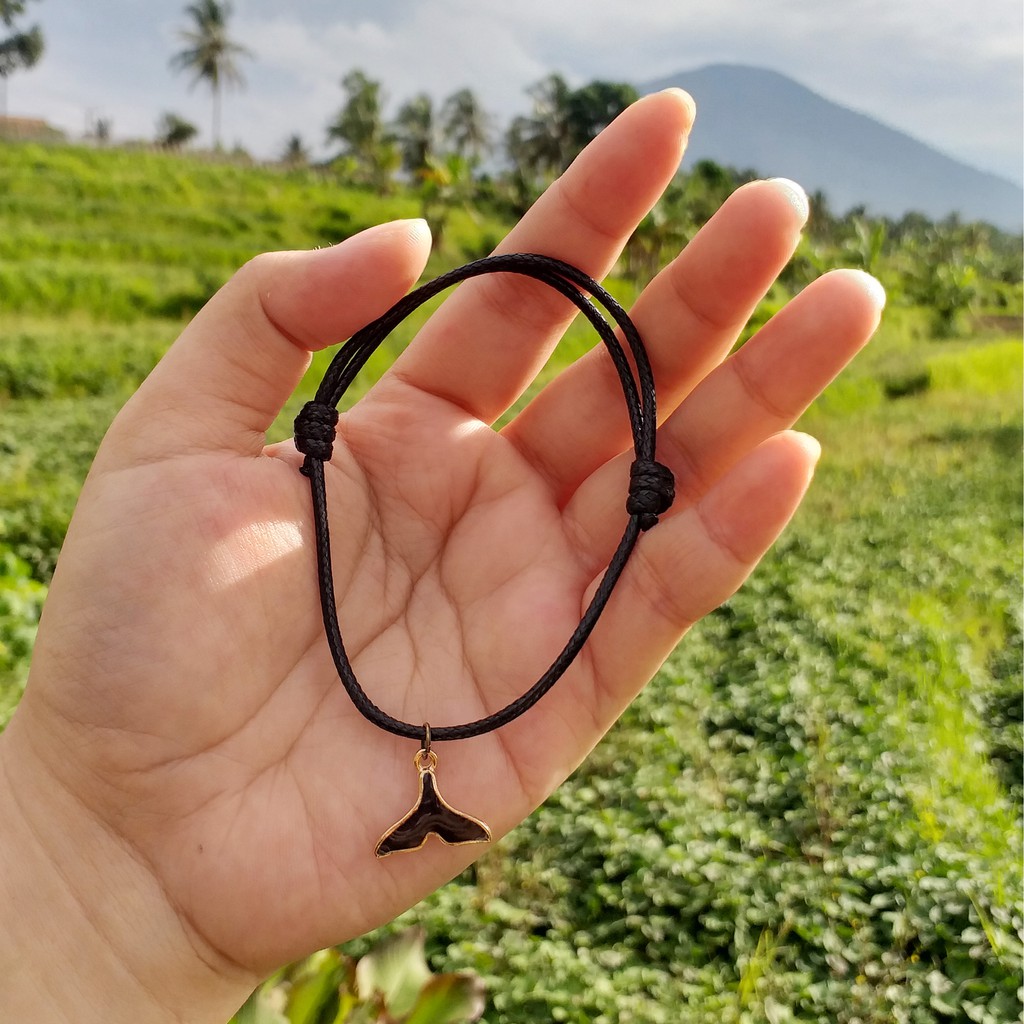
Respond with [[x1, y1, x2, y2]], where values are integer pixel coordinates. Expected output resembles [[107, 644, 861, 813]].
[[414, 748, 438, 772]]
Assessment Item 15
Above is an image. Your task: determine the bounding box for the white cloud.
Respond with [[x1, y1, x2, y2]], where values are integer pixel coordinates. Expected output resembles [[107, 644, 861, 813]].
[[12, 0, 1023, 182]]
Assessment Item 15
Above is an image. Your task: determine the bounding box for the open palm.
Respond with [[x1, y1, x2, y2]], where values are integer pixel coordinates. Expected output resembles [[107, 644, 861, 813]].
[[3, 92, 882, 988]]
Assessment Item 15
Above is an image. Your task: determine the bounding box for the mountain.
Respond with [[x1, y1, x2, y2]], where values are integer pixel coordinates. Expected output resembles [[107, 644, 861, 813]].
[[640, 65, 1023, 231]]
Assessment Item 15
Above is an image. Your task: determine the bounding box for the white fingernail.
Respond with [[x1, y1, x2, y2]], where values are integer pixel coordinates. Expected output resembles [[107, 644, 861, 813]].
[[794, 432, 822, 466], [862, 273, 887, 310], [768, 177, 809, 221]]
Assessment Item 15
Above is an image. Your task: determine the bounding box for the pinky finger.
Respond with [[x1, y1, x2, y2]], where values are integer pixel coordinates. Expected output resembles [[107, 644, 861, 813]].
[[581, 430, 821, 728]]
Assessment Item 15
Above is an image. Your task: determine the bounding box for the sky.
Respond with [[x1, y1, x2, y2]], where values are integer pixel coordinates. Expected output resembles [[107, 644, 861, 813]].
[[9, 0, 1024, 185]]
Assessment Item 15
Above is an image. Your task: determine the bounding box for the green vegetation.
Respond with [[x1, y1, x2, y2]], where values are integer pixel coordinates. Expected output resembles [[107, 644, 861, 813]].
[[0, 137, 1020, 1023], [507, 74, 639, 184], [156, 110, 200, 151], [238, 929, 485, 1024]]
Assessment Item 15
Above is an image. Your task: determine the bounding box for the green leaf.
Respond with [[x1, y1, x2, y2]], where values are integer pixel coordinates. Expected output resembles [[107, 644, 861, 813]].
[[355, 928, 433, 1018], [233, 989, 289, 1024], [764, 996, 793, 1024], [929, 994, 959, 1016], [332, 999, 378, 1024], [283, 949, 347, 1024], [404, 974, 486, 1024]]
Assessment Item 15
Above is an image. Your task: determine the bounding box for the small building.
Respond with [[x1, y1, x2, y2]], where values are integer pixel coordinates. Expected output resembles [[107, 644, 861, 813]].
[[0, 116, 66, 142]]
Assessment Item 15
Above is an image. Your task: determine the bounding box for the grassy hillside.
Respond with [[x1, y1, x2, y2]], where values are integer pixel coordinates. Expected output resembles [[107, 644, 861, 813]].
[[0, 141, 506, 322], [0, 140, 1021, 1023]]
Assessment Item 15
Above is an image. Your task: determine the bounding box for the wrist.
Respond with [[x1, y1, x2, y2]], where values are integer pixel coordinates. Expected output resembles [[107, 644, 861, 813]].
[[0, 713, 257, 1024]]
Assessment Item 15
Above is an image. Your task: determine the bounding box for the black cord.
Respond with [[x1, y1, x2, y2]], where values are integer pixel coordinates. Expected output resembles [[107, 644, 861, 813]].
[[294, 253, 675, 742]]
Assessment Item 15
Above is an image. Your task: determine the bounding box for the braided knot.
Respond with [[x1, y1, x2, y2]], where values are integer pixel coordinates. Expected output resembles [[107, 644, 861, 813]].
[[626, 459, 675, 531], [294, 400, 339, 466]]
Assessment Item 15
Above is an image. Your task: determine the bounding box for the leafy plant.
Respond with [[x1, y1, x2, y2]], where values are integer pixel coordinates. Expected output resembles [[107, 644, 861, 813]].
[[0, 545, 45, 727], [156, 111, 200, 151], [233, 929, 485, 1024], [0, 135, 1020, 1024]]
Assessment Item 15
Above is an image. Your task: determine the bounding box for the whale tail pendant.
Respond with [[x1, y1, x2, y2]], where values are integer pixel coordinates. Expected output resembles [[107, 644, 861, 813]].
[[375, 744, 491, 859]]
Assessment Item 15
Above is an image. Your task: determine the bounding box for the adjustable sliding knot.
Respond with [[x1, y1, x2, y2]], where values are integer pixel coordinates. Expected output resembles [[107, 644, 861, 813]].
[[294, 400, 339, 471], [627, 459, 676, 530]]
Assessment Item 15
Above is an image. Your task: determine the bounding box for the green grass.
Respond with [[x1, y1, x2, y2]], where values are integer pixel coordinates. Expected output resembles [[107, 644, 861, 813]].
[[0, 139, 1021, 1023], [928, 339, 1023, 395], [0, 141, 497, 321]]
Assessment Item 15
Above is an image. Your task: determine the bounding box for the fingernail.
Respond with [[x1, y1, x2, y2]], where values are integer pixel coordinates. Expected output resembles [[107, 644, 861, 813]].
[[794, 431, 822, 467], [658, 86, 696, 123], [861, 273, 887, 310], [374, 217, 432, 248], [386, 217, 429, 236], [768, 177, 809, 222]]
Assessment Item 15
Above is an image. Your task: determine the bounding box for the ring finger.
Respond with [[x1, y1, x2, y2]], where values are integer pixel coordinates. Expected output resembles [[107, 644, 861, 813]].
[[562, 267, 886, 571]]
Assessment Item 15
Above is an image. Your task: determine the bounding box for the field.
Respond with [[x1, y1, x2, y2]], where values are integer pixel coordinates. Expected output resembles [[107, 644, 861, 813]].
[[0, 141, 1021, 1023]]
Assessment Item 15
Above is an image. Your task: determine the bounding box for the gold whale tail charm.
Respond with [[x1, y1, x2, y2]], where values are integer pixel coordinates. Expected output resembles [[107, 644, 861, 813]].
[[375, 734, 491, 858]]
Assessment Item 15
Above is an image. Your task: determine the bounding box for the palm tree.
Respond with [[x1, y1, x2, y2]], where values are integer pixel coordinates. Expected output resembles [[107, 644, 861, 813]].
[[0, 0, 44, 120], [327, 70, 395, 189], [506, 75, 638, 183], [393, 93, 436, 176], [170, 0, 251, 150], [441, 88, 491, 165], [505, 73, 574, 181]]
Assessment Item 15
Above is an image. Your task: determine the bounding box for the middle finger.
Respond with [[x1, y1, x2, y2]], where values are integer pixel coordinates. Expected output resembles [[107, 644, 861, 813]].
[[502, 178, 810, 503]]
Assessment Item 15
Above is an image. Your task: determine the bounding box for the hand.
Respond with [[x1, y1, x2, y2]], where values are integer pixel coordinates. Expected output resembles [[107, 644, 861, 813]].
[[0, 90, 883, 1023]]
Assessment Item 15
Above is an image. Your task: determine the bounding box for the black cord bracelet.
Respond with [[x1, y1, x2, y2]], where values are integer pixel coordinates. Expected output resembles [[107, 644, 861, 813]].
[[293, 253, 676, 856]]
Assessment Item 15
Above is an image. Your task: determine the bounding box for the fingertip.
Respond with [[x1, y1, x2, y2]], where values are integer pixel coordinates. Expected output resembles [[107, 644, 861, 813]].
[[653, 86, 697, 128], [262, 221, 432, 352], [325, 217, 432, 273], [357, 217, 433, 259], [701, 431, 821, 563], [731, 178, 809, 233], [601, 87, 694, 183], [812, 269, 887, 340], [789, 429, 821, 462], [766, 177, 809, 223], [111, 219, 437, 464], [849, 269, 887, 311], [752, 430, 821, 494], [613, 88, 694, 152]]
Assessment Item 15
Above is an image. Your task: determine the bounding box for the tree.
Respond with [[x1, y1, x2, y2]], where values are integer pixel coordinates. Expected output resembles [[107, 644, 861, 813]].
[[0, 0, 44, 120], [156, 111, 198, 150], [88, 115, 113, 145], [505, 73, 574, 180], [563, 80, 638, 151], [170, 0, 250, 150], [327, 69, 396, 190], [280, 133, 309, 168], [505, 75, 637, 182], [842, 214, 888, 277], [681, 159, 737, 226], [441, 87, 490, 164], [417, 151, 475, 252], [393, 92, 436, 176], [622, 180, 690, 284]]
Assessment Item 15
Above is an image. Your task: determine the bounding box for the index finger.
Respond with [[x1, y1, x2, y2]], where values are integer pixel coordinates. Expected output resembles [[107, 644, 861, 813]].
[[384, 90, 695, 423]]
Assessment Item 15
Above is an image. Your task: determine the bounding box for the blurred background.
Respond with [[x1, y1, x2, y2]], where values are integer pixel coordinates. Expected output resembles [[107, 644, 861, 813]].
[[0, 2, 1021, 1022]]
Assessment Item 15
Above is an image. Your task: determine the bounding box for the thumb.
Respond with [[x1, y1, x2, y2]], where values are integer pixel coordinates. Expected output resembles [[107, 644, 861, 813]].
[[102, 219, 432, 466]]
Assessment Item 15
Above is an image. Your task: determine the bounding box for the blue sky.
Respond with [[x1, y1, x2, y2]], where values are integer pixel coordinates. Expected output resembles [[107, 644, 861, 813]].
[[11, 0, 1024, 185]]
